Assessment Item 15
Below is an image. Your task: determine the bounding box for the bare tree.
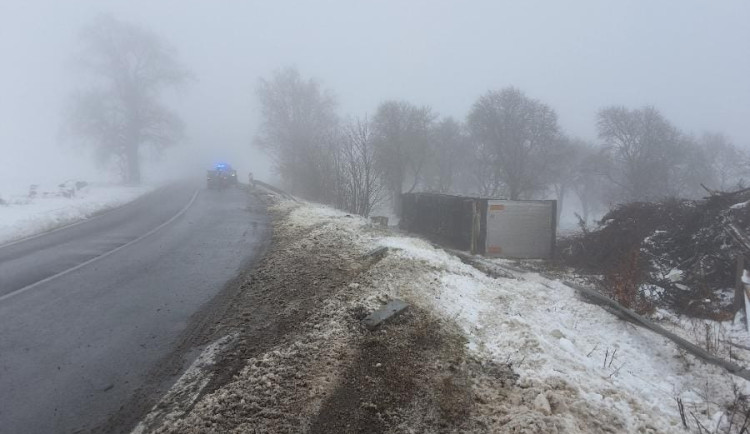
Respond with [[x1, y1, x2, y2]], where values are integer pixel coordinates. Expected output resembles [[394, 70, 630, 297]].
[[372, 101, 435, 212], [424, 117, 468, 193], [468, 142, 504, 197], [699, 132, 749, 191], [669, 135, 715, 198], [571, 145, 609, 224], [64, 15, 190, 184], [548, 137, 588, 223], [467, 87, 560, 200], [596, 105, 683, 202], [334, 117, 384, 217], [255, 67, 339, 202]]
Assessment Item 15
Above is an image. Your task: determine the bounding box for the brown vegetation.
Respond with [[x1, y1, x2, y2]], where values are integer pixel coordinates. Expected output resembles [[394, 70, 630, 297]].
[[561, 188, 750, 318]]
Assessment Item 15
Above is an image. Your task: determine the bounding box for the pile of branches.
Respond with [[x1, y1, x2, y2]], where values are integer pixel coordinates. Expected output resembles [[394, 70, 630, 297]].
[[561, 187, 750, 318]]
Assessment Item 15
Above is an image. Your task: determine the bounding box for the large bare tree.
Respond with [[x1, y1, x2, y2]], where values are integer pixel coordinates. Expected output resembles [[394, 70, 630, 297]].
[[65, 15, 189, 184], [699, 132, 749, 191], [424, 117, 468, 194], [547, 137, 588, 223], [467, 87, 560, 200], [596, 105, 683, 202], [255, 67, 339, 202], [468, 142, 503, 197], [372, 101, 435, 212]]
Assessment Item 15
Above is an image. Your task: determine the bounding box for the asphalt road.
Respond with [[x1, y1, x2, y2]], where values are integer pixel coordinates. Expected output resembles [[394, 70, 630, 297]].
[[0, 182, 270, 434]]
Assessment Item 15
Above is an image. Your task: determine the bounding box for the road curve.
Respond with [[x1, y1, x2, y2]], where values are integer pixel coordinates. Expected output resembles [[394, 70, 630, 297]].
[[0, 182, 270, 434]]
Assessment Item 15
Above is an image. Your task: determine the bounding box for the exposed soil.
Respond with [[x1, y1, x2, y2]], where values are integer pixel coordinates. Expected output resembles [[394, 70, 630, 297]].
[[307, 308, 472, 434]]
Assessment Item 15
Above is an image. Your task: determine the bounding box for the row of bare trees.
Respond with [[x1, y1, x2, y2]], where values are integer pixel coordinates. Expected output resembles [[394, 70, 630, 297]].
[[256, 67, 749, 221], [62, 16, 748, 218], [593, 107, 749, 210], [64, 16, 746, 221], [255, 68, 385, 216]]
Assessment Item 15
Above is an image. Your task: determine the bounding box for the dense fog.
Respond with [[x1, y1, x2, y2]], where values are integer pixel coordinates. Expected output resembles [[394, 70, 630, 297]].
[[1, 0, 749, 224]]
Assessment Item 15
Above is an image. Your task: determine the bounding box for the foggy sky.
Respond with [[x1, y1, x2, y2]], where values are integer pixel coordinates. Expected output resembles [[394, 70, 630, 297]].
[[1, 0, 749, 189]]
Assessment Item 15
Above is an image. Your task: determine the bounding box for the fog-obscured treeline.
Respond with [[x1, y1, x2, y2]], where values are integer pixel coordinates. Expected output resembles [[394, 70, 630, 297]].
[[60, 15, 748, 224], [255, 67, 750, 222]]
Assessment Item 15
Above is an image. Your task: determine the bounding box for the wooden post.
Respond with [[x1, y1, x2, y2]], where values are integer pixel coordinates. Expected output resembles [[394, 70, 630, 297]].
[[736, 256, 744, 310], [550, 200, 558, 259], [470, 200, 481, 255], [469, 200, 478, 255], [736, 255, 748, 331]]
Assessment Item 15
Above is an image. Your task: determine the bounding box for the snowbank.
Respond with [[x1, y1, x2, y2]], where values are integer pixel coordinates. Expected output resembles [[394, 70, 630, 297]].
[[287, 201, 750, 433], [0, 183, 153, 245]]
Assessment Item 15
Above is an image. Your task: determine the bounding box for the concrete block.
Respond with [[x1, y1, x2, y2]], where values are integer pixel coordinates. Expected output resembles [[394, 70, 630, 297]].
[[362, 299, 409, 330], [361, 246, 388, 259]]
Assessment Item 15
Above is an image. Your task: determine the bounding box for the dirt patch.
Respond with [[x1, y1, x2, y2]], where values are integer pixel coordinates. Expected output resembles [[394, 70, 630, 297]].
[[140, 197, 363, 432], [195, 208, 361, 397], [308, 308, 472, 433]]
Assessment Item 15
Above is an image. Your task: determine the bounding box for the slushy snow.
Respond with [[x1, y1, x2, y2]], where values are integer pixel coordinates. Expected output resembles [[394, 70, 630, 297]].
[[288, 201, 750, 433]]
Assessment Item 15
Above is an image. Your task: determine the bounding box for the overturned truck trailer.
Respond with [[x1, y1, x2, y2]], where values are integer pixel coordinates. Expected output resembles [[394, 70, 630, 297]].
[[399, 193, 556, 259]]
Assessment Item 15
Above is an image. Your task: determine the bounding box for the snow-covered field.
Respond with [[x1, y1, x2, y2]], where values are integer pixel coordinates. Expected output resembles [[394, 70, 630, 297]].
[[286, 201, 750, 433], [0, 183, 153, 245]]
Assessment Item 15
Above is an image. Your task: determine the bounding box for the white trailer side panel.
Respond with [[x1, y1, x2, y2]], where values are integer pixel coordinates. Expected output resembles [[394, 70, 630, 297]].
[[485, 200, 555, 258]]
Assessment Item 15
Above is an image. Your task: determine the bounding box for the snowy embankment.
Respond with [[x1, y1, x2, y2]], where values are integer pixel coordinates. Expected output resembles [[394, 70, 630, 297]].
[[0, 183, 153, 245], [289, 201, 750, 432], [146, 196, 749, 433]]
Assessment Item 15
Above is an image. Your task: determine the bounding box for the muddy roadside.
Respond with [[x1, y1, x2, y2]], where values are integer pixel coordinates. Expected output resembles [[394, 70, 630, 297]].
[[123, 194, 519, 433], [91, 188, 273, 434]]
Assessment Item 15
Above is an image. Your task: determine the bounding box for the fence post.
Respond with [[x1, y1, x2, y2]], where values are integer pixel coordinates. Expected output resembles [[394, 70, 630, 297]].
[[736, 255, 748, 331], [470, 200, 478, 255], [736, 256, 744, 309]]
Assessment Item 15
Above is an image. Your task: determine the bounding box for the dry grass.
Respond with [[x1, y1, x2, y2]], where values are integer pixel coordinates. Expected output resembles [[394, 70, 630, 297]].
[[603, 248, 655, 315]]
